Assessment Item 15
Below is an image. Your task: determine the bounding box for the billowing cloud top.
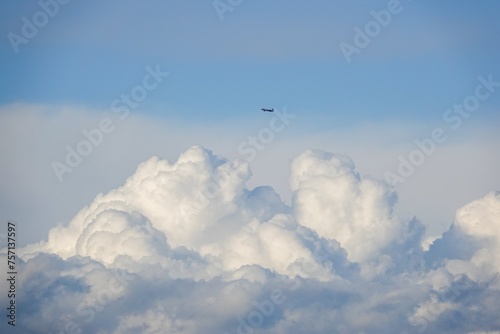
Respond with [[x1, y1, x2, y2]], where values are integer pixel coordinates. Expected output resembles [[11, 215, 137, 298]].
[[2, 146, 500, 333]]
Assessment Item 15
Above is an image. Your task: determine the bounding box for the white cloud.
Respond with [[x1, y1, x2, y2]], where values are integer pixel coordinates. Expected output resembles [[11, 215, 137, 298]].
[[1, 143, 499, 333], [444, 191, 500, 282], [291, 149, 400, 264], [2, 104, 499, 248]]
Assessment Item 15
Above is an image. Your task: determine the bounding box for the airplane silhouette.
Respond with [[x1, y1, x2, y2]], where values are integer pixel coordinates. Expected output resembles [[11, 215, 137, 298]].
[[261, 108, 274, 112]]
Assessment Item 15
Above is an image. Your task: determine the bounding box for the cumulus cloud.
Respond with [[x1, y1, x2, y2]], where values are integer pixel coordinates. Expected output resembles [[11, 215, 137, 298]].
[[291, 149, 400, 264], [1, 146, 499, 333]]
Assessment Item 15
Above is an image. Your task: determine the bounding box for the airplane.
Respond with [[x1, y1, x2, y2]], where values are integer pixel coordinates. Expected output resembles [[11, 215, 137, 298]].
[[261, 108, 274, 112]]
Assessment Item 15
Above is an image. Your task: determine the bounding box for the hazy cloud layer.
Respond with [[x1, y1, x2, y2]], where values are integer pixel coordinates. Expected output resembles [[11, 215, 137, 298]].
[[2, 105, 499, 248], [1, 145, 499, 333]]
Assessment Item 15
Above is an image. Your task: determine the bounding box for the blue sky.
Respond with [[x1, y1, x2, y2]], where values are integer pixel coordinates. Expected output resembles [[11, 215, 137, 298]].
[[1, 0, 500, 244], [2, 1, 500, 333], [1, 0, 499, 124]]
